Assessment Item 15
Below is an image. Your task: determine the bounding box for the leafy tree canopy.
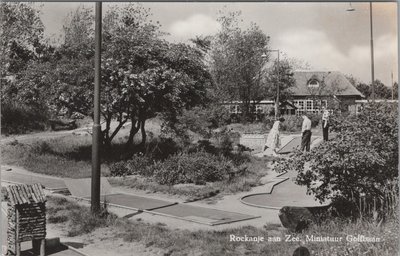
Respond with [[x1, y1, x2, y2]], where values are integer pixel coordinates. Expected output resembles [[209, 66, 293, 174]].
[[15, 4, 212, 149]]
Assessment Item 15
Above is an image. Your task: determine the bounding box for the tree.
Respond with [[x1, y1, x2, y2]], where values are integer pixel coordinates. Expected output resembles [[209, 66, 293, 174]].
[[31, 4, 211, 149], [373, 80, 392, 99], [0, 3, 55, 133], [264, 58, 295, 105], [354, 79, 393, 100], [356, 82, 371, 99], [274, 102, 398, 218], [208, 11, 270, 122], [0, 3, 46, 76]]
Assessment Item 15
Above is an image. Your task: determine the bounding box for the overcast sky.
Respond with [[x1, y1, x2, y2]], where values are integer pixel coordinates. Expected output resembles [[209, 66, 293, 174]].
[[37, 2, 398, 86]]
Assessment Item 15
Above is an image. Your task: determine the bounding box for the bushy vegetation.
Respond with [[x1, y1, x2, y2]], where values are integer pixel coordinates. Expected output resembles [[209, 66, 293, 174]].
[[153, 152, 244, 185], [173, 105, 231, 138], [47, 196, 117, 236], [275, 103, 398, 219], [1, 103, 49, 134], [110, 145, 249, 186]]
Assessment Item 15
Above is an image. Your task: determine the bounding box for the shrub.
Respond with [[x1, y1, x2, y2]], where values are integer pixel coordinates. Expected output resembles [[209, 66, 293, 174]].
[[145, 137, 181, 161], [275, 103, 398, 219], [1, 103, 49, 134], [171, 105, 231, 140], [153, 151, 241, 185], [186, 140, 219, 155], [109, 154, 153, 177], [31, 141, 53, 155], [109, 161, 131, 177]]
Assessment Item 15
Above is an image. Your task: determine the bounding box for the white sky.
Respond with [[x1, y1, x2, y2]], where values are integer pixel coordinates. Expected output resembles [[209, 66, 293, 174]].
[[37, 2, 398, 86]]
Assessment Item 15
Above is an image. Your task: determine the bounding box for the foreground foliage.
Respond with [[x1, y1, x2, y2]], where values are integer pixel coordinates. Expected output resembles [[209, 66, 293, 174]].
[[275, 102, 398, 219]]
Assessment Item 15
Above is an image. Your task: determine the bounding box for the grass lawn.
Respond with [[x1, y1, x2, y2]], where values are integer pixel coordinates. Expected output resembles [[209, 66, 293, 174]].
[[47, 195, 399, 256]]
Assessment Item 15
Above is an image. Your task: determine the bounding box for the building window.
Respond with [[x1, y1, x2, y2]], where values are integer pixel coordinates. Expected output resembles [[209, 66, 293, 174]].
[[295, 100, 305, 110], [255, 105, 264, 113], [306, 100, 313, 111], [229, 105, 241, 114], [308, 79, 320, 88]]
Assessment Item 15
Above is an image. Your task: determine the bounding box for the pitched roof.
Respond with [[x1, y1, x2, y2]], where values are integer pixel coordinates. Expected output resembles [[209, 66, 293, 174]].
[[290, 71, 364, 97], [4, 184, 46, 206]]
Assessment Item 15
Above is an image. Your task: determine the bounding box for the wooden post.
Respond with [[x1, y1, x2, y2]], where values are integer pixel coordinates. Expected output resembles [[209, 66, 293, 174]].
[[16, 209, 20, 256], [91, 1, 102, 214], [40, 239, 45, 256]]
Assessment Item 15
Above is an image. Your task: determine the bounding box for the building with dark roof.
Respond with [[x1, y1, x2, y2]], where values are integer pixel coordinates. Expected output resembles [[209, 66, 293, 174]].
[[291, 71, 364, 114], [224, 70, 364, 117]]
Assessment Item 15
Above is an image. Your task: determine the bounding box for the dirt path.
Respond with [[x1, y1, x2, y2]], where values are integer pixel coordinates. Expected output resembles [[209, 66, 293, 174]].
[[1, 121, 133, 145]]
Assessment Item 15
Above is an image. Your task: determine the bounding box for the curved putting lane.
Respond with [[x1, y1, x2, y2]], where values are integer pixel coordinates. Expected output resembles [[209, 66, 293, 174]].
[[241, 170, 330, 209]]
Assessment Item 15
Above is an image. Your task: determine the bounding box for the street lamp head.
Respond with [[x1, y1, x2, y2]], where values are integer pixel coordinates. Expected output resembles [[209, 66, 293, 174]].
[[261, 53, 268, 59]]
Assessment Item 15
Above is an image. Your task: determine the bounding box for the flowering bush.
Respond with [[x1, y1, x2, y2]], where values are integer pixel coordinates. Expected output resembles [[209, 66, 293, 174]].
[[153, 151, 244, 185], [274, 102, 398, 218]]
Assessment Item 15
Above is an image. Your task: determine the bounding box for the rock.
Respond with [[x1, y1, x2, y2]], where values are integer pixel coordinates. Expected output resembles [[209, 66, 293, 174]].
[[279, 206, 315, 232], [292, 246, 310, 256]]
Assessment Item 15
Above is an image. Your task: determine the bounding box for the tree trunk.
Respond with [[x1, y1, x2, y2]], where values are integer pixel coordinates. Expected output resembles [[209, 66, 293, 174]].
[[102, 115, 112, 152], [139, 119, 146, 151], [126, 119, 140, 149]]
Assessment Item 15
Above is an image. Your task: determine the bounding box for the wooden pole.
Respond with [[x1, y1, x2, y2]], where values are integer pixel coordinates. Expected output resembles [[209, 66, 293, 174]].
[[369, 2, 375, 102], [91, 1, 102, 214], [40, 239, 45, 256]]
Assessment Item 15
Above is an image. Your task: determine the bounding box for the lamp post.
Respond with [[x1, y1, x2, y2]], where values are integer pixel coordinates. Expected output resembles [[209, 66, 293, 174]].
[[347, 2, 375, 102], [91, 2, 102, 214], [265, 49, 280, 119]]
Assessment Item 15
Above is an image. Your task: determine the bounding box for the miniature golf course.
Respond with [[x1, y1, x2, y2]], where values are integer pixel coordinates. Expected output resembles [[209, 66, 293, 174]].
[[1, 169, 260, 226], [241, 170, 329, 209], [277, 136, 319, 154], [64, 178, 259, 226], [2, 171, 67, 191]]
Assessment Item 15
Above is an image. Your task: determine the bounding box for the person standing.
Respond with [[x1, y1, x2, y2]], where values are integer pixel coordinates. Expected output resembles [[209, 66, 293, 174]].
[[322, 108, 330, 141], [264, 117, 285, 156], [300, 114, 312, 152]]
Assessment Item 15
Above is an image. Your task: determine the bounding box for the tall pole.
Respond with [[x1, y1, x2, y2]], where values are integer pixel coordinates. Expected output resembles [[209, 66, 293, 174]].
[[275, 51, 280, 120], [91, 2, 102, 214], [370, 2, 375, 102]]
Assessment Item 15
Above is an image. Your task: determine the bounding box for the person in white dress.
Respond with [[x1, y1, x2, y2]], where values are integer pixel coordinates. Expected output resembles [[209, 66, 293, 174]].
[[264, 117, 285, 155]]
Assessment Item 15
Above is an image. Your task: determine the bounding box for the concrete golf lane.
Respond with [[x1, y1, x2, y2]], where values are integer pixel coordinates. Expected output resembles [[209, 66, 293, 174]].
[[148, 204, 260, 225], [241, 170, 329, 209], [2, 171, 67, 191], [277, 136, 319, 154], [82, 193, 178, 211], [78, 194, 259, 226], [2, 171, 260, 226]]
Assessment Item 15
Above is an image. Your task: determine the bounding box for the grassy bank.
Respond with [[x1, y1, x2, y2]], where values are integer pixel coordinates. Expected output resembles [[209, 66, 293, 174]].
[[47, 195, 399, 256], [1, 130, 272, 199], [1, 135, 104, 178]]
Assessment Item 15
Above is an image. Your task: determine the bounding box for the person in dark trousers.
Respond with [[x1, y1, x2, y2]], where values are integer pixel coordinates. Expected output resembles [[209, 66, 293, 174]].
[[300, 114, 312, 152], [322, 108, 330, 141]]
